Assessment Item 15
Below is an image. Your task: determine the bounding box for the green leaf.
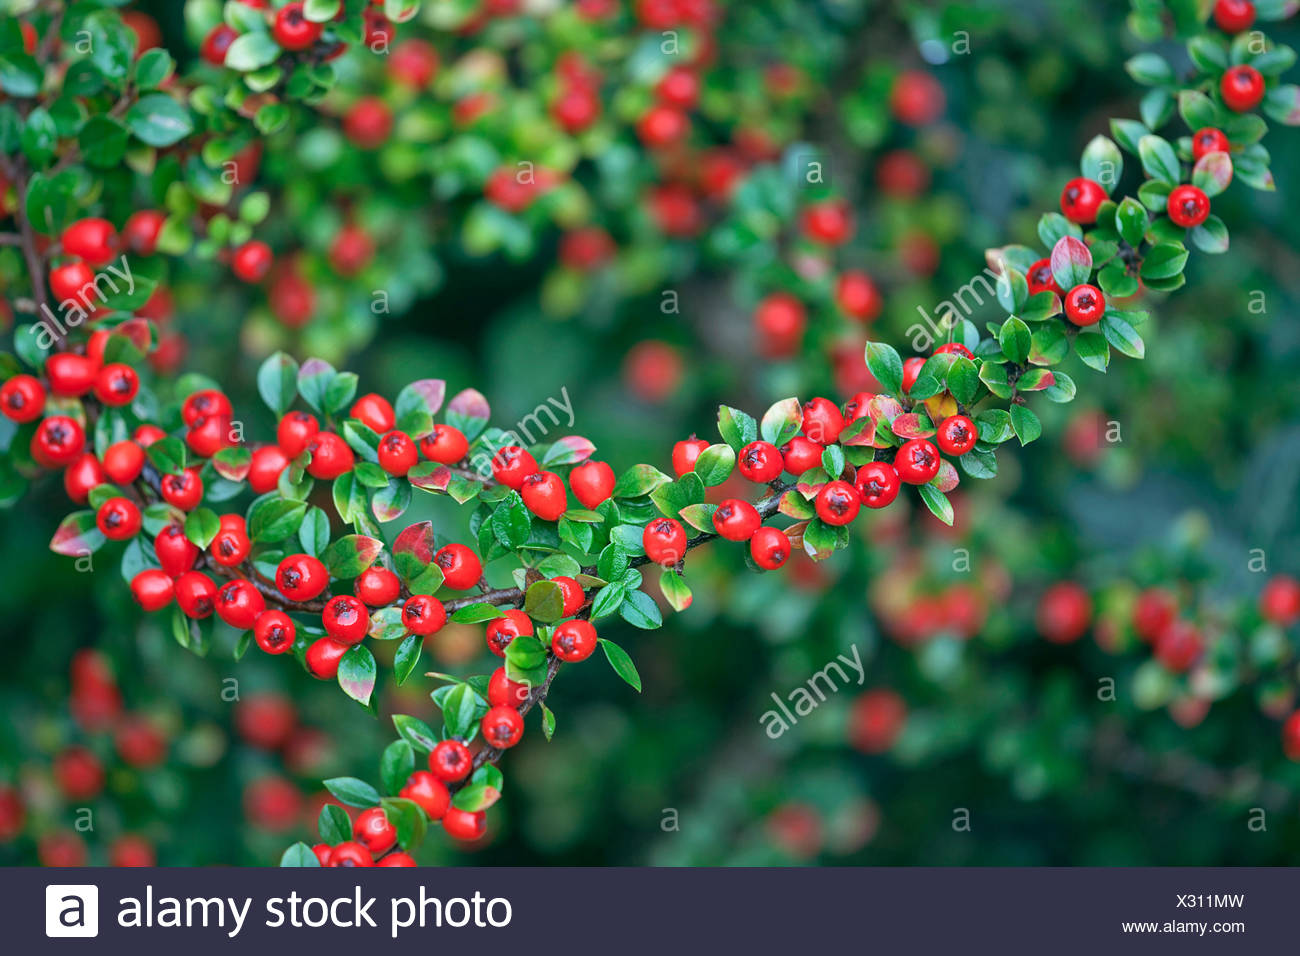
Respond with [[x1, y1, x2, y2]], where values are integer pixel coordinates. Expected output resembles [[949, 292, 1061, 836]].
[[1009, 405, 1042, 445], [540, 702, 556, 741], [450, 602, 505, 623], [946, 357, 979, 404], [318, 803, 351, 844], [225, 32, 280, 72], [184, 507, 220, 549], [1100, 312, 1146, 359], [659, 569, 692, 612], [491, 492, 532, 549], [523, 580, 566, 623], [1080, 134, 1123, 192], [338, 645, 377, 705], [1190, 216, 1230, 254], [1115, 197, 1149, 246], [600, 639, 642, 692], [864, 342, 903, 394], [1109, 118, 1150, 156], [0, 53, 42, 97], [126, 93, 193, 147], [279, 842, 321, 867], [1139, 242, 1189, 280], [620, 589, 663, 630], [612, 464, 671, 498], [323, 776, 381, 808], [257, 351, 298, 417], [394, 379, 446, 439], [1177, 90, 1220, 131], [1125, 52, 1174, 86], [1191, 151, 1233, 198], [440, 683, 484, 739], [692, 444, 735, 486], [1074, 331, 1110, 371], [1137, 134, 1181, 185], [916, 484, 953, 526], [759, 397, 801, 446], [1037, 212, 1081, 250], [589, 581, 627, 620], [380, 739, 415, 796], [392, 714, 438, 754], [394, 633, 422, 686], [504, 633, 548, 673], [998, 318, 1031, 364], [249, 498, 307, 543], [717, 405, 758, 451]]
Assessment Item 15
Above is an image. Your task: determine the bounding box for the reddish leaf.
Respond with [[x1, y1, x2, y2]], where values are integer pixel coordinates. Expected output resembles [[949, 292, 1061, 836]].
[[932, 460, 960, 493], [50, 511, 104, 556], [212, 447, 252, 481], [393, 521, 435, 582], [1016, 368, 1057, 391], [408, 462, 451, 492], [890, 413, 935, 439], [840, 416, 877, 447], [446, 388, 491, 440], [542, 436, 595, 467]]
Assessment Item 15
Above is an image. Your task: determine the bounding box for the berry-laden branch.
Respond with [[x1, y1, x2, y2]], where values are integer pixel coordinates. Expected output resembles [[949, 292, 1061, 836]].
[[0, 4, 1298, 868]]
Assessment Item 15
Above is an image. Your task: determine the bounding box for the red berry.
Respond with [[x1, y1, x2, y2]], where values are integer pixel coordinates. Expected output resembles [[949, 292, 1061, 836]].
[[1155, 620, 1204, 672], [481, 705, 525, 749], [32, 416, 86, 468], [643, 516, 687, 566], [750, 526, 790, 570], [0, 374, 45, 422], [1283, 711, 1300, 760], [801, 199, 854, 244], [62, 453, 105, 505], [842, 391, 875, 423], [521, 470, 568, 521], [1026, 257, 1062, 297], [1134, 588, 1178, 643], [210, 526, 251, 567], [277, 410, 319, 457], [894, 439, 940, 484], [232, 240, 273, 282], [801, 397, 845, 446], [552, 619, 598, 662], [1036, 582, 1092, 644], [1167, 184, 1210, 228], [182, 389, 232, 426], [96, 496, 140, 541], [442, 808, 486, 841], [350, 393, 395, 432], [637, 105, 689, 147], [671, 437, 710, 477], [93, 363, 139, 406], [61, 218, 117, 267], [131, 569, 174, 612], [355, 566, 400, 606], [1213, 0, 1255, 32], [160, 467, 203, 510], [175, 571, 218, 618], [712, 498, 761, 541], [490, 446, 539, 489], [305, 431, 355, 479], [54, 747, 104, 800], [216, 579, 265, 630], [46, 353, 99, 397], [186, 413, 231, 459], [401, 594, 447, 636], [344, 97, 392, 149], [550, 576, 584, 617], [273, 2, 322, 51], [835, 270, 882, 321], [780, 436, 822, 476], [854, 462, 900, 508], [311, 844, 332, 866], [890, 70, 945, 125], [552, 84, 601, 132], [1060, 177, 1106, 225], [155, 524, 199, 576], [848, 689, 908, 754], [488, 667, 531, 708], [901, 356, 925, 393], [201, 23, 238, 65], [754, 292, 806, 358], [378, 430, 419, 476], [353, 807, 397, 855], [1191, 127, 1230, 161], [306, 637, 349, 679], [429, 739, 472, 783], [390, 40, 439, 88], [49, 261, 95, 305], [815, 480, 860, 526], [934, 343, 973, 359], [276, 553, 330, 602], [419, 424, 468, 464], [323, 595, 369, 644], [248, 445, 289, 493], [329, 223, 375, 277], [569, 460, 615, 509], [254, 610, 296, 654], [935, 415, 977, 456], [435, 543, 482, 590], [486, 609, 533, 657], [399, 771, 450, 820], [270, 269, 315, 327], [326, 841, 373, 867], [1063, 284, 1105, 327], [1221, 64, 1265, 112], [738, 440, 784, 483], [1260, 575, 1300, 626], [123, 210, 166, 256], [655, 66, 699, 108]]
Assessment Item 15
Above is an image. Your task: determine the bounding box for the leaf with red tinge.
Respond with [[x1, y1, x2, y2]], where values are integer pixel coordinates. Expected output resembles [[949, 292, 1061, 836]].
[[50, 511, 105, 556], [1050, 235, 1093, 290], [337, 645, 376, 706], [446, 388, 491, 441], [759, 397, 802, 446], [394, 379, 446, 439], [323, 534, 383, 578], [1191, 150, 1233, 197], [867, 395, 903, 423], [407, 461, 452, 492], [840, 415, 876, 447], [212, 447, 251, 481], [932, 460, 960, 493], [778, 490, 815, 520], [541, 436, 595, 467], [393, 520, 435, 582], [890, 413, 935, 439], [1016, 368, 1057, 391]]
